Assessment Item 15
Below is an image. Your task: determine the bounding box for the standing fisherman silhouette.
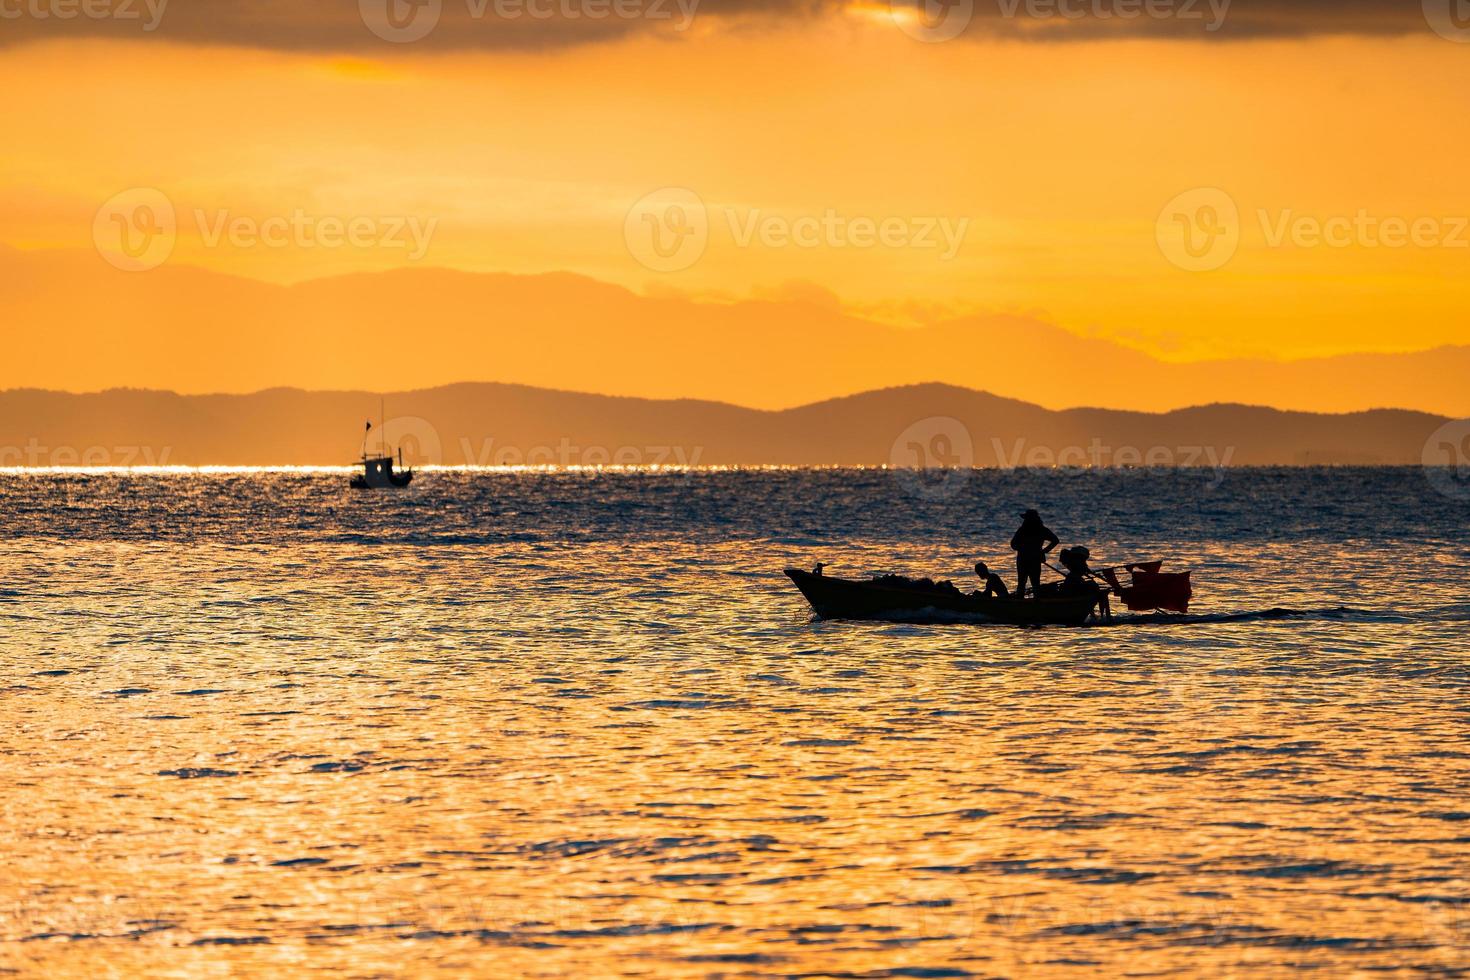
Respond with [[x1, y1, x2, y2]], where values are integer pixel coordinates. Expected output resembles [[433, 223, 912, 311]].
[[1011, 509, 1059, 599]]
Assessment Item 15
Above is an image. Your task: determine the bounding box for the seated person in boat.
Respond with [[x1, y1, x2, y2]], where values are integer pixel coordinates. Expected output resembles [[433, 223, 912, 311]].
[[973, 562, 1011, 599]]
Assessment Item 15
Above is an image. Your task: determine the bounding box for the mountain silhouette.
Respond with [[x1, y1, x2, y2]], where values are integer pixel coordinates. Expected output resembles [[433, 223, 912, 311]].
[[3, 246, 1466, 418], [0, 382, 1445, 467]]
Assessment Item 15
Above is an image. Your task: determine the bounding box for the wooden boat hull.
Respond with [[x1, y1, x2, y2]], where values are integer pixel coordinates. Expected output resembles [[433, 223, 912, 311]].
[[351, 455, 414, 490], [785, 569, 1101, 626], [350, 471, 413, 489]]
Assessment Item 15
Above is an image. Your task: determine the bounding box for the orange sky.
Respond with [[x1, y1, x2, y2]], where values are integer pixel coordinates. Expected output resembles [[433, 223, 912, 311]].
[[2, 8, 1468, 404]]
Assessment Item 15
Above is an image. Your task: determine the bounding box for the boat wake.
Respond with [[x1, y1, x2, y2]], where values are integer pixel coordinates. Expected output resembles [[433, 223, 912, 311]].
[[809, 605, 1446, 629], [1106, 606, 1410, 628]]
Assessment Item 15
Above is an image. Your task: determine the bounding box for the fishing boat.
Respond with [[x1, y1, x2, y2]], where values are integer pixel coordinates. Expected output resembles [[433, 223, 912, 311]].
[[785, 568, 1103, 626], [351, 402, 414, 490], [350, 450, 413, 490]]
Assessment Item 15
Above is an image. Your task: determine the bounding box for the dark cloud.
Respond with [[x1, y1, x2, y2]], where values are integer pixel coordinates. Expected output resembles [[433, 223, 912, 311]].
[[948, 0, 1441, 40], [0, 0, 1447, 51]]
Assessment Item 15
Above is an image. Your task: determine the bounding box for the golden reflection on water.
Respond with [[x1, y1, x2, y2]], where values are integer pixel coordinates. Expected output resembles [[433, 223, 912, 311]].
[[3, 473, 1469, 977]]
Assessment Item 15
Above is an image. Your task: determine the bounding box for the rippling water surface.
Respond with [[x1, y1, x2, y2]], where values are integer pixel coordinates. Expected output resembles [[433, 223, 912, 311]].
[[3, 468, 1468, 977]]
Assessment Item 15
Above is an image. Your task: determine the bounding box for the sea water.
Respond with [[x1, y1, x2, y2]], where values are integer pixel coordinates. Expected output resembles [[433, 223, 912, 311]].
[[2, 468, 1467, 977]]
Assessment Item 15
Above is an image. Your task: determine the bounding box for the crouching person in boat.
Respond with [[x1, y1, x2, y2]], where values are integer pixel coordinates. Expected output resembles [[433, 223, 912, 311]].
[[973, 562, 1011, 600], [1058, 546, 1112, 621], [1057, 546, 1097, 593]]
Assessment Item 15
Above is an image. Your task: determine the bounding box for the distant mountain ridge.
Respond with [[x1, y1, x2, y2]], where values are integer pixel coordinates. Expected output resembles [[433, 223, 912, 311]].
[[3, 246, 1468, 417], [0, 382, 1446, 468]]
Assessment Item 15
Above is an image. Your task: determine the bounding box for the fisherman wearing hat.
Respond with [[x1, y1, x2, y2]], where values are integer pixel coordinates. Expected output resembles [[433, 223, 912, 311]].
[[1010, 508, 1059, 599]]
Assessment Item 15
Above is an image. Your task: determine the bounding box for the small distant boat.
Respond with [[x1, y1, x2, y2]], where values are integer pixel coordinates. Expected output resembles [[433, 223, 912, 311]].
[[351, 402, 414, 490], [351, 450, 413, 490], [784, 568, 1102, 626]]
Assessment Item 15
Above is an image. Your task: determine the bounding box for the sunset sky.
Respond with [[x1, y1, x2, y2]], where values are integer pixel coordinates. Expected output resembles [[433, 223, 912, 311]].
[[3, 0, 1468, 410]]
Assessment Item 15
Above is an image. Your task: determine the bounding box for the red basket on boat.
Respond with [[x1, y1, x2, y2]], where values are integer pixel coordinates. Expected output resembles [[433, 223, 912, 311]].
[[1100, 562, 1192, 613]]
